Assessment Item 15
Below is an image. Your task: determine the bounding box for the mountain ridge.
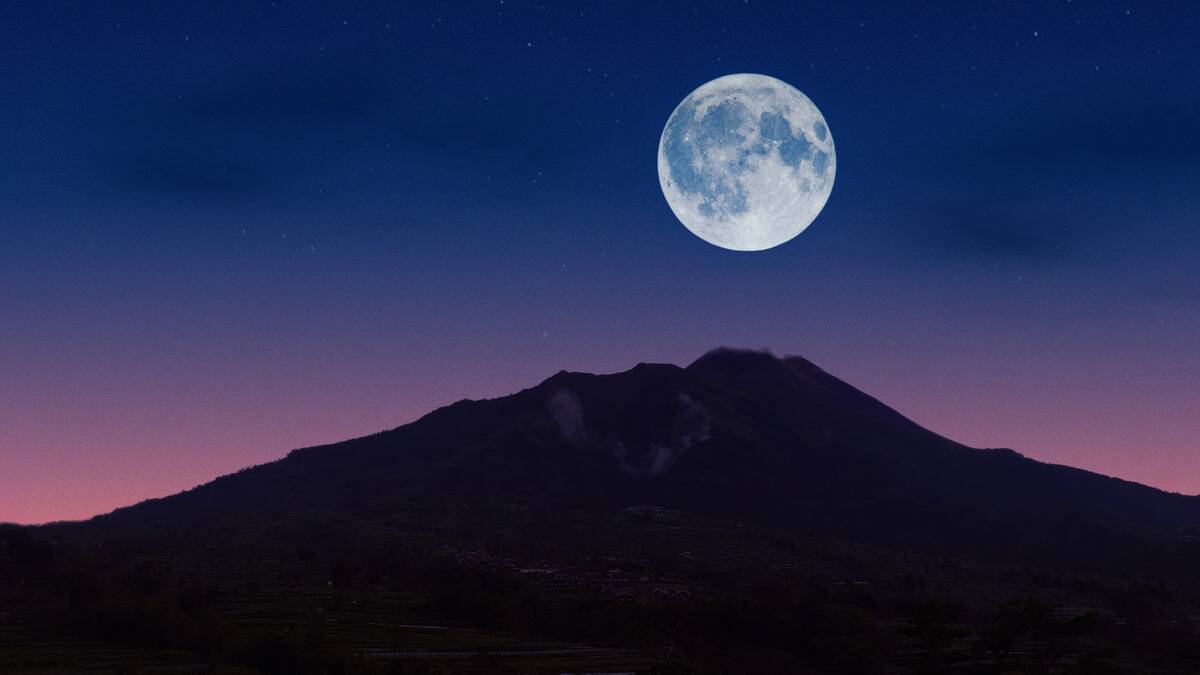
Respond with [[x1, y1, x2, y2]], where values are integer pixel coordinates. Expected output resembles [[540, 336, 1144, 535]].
[[36, 347, 1200, 578]]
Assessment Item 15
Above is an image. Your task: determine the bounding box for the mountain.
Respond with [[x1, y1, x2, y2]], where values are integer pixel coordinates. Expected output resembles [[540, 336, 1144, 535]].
[[54, 347, 1200, 576], [14, 348, 1200, 674]]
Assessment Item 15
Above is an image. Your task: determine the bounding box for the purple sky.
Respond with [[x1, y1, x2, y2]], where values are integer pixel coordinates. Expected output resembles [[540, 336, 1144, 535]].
[[2, 1, 1199, 523]]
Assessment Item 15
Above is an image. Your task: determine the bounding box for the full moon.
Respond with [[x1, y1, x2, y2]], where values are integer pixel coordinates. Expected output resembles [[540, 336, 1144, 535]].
[[658, 74, 836, 251]]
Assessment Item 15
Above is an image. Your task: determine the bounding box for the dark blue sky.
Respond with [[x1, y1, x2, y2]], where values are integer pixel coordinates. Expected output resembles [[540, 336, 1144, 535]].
[[3, 0, 1199, 522]]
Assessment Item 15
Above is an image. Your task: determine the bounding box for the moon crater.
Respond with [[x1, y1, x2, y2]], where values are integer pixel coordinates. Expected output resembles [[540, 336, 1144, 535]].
[[658, 74, 836, 251]]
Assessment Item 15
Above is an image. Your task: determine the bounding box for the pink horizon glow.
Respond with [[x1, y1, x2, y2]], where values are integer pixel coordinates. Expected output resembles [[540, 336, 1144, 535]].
[[5, 339, 1197, 525]]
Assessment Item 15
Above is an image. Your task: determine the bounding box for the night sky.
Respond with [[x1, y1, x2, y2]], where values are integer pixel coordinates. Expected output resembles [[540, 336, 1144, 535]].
[[3, 1, 1199, 523]]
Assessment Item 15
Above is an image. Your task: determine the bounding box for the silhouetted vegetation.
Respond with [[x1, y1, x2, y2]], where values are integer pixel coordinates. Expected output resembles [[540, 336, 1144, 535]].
[[5, 518, 1200, 674]]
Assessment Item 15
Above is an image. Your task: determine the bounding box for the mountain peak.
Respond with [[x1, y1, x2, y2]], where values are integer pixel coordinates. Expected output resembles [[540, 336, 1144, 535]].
[[688, 347, 830, 378], [686, 346, 828, 392], [687, 346, 781, 369]]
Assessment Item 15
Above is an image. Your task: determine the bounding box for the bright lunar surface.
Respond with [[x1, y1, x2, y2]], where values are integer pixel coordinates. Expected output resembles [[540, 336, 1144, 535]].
[[658, 73, 836, 251]]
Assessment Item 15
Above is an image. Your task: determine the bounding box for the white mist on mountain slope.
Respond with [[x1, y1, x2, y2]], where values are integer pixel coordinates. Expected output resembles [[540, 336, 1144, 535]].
[[546, 389, 586, 443], [544, 390, 712, 476]]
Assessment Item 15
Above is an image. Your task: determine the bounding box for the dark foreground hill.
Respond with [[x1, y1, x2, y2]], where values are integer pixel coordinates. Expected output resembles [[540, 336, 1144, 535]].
[[6, 348, 1200, 674]]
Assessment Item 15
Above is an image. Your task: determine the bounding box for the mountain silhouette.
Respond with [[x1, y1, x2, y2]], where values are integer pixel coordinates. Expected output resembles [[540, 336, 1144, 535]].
[[16, 348, 1200, 674], [52, 347, 1200, 577]]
